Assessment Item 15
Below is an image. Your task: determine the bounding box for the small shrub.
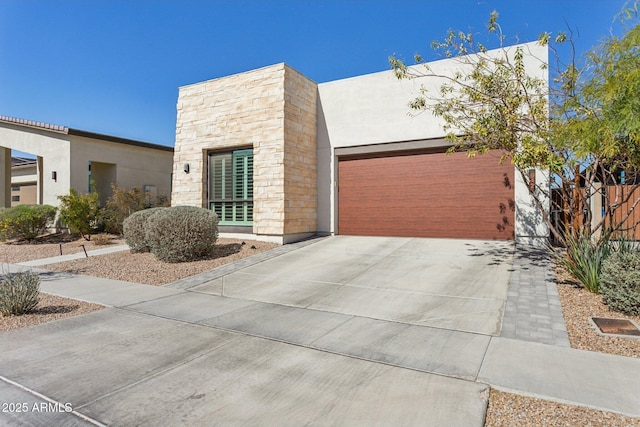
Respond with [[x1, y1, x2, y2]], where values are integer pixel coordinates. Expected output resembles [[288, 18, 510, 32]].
[[58, 188, 100, 241], [559, 233, 611, 293], [144, 206, 218, 263], [92, 233, 113, 246], [101, 184, 170, 235], [600, 251, 640, 315], [0, 205, 57, 241], [0, 272, 40, 316], [122, 207, 167, 253]]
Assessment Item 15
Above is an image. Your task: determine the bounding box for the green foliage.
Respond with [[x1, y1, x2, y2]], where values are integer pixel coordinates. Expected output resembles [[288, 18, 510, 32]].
[[0, 205, 57, 242], [389, 10, 640, 245], [101, 184, 170, 235], [144, 206, 218, 263], [122, 207, 167, 253], [0, 272, 40, 316], [57, 188, 100, 241], [600, 250, 640, 315], [559, 233, 612, 293]]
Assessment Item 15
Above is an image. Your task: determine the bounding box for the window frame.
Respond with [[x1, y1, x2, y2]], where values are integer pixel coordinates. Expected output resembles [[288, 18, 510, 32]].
[[207, 148, 253, 226]]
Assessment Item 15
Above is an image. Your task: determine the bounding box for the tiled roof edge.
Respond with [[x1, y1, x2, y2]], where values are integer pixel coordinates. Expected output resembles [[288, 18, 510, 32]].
[[0, 115, 174, 152], [0, 115, 68, 133]]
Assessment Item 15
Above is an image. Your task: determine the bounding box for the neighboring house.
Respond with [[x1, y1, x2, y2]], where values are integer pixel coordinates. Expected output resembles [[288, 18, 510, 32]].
[[10, 157, 37, 206], [0, 116, 174, 208], [172, 41, 550, 245]]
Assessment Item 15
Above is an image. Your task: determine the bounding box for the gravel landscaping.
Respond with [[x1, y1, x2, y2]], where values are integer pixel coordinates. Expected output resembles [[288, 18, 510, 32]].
[[1, 238, 639, 425], [485, 389, 640, 427], [41, 238, 278, 286], [0, 233, 125, 264], [555, 260, 640, 359], [0, 293, 103, 333]]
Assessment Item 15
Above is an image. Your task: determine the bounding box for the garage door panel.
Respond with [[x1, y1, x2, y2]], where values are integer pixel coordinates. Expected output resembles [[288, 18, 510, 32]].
[[338, 150, 514, 239]]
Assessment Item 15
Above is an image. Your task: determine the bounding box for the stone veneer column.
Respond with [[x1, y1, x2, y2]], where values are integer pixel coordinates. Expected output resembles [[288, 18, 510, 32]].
[[282, 66, 317, 236], [172, 63, 318, 242]]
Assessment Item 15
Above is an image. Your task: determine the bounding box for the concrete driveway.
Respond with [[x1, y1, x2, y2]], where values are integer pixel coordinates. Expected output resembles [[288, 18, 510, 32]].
[[188, 236, 514, 335], [0, 236, 517, 426]]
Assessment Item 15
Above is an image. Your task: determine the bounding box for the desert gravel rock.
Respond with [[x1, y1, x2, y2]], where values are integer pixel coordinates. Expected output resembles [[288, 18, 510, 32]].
[[485, 389, 640, 427], [0, 293, 103, 333], [555, 262, 640, 358], [41, 238, 278, 285], [0, 234, 124, 264]]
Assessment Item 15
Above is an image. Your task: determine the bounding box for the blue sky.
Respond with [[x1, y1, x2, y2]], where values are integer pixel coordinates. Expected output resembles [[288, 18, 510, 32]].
[[0, 0, 632, 150]]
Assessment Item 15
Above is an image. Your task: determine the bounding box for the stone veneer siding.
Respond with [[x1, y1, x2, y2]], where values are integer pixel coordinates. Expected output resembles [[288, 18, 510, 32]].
[[172, 63, 317, 240]]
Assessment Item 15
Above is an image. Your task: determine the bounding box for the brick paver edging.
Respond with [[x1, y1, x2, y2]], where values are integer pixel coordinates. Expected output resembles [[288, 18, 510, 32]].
[[500, 245, 570, 347]]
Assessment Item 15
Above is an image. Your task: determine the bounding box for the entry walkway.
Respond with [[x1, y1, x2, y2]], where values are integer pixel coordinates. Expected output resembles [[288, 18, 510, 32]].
[[15, 244, 130, 267]]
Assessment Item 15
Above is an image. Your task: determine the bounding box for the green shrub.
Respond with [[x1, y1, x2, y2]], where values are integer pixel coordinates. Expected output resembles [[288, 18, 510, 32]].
[[559, 233, 612, 293], [600, 251, 640, 315], [144, 206, 218, 263], [57, 189, 100, 241], [122, 207, 167, 253], [101, 184, 170, 235], [0, 272, 40, 316], [0, 205, 57, 241]]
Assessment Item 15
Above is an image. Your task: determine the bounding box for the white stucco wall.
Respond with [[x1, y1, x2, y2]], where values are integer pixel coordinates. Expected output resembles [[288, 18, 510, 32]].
[[0, 124, 71, 206], [317, 41, 549, 244], [0, 122, 174, 208]]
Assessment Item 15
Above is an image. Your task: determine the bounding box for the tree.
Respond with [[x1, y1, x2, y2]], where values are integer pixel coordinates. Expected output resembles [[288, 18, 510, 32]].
[[389, 8, 640, 245]]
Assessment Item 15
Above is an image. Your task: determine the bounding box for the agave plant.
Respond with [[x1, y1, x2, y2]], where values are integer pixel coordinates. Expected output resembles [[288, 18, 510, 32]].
[[559, 233, 612, 293]]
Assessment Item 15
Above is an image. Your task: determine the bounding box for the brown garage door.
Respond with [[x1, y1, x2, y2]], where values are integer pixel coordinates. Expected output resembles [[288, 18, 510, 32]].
[[338, 149, 515, 239]]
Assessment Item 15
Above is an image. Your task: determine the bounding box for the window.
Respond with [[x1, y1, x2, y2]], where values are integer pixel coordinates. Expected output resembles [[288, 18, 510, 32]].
[[208, 149, 253, 225], [11, 196, 19, 202], [11, 185, 20, 192]]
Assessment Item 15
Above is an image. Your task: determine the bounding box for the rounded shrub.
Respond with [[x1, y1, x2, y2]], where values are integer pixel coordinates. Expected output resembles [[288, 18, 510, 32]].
[[122, 207, 167, 253], [144, 206, 219, 263], [600, 250, 640, 315], [0, 205, 57, 242], [0, 272, 40, 316]]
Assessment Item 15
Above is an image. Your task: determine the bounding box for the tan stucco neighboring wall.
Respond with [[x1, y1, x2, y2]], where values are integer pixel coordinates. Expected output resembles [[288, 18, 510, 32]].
[[173, 63, 318, 241], [10, 163, 37, 206], [69, 136, 173, 203]]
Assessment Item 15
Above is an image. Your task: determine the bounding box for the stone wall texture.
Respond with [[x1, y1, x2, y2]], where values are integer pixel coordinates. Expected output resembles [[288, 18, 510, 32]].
[[172, 63, 317, 238]]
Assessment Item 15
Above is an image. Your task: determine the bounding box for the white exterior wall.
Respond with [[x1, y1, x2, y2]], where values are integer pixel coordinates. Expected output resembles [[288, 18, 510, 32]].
[[0, 122, 173, 208], [317, 41, 549, 245], [0, 124, 71, 206]]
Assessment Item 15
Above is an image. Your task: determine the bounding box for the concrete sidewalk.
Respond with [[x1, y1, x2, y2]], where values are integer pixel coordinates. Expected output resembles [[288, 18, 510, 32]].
[[15, 244, 130, 267], [1, 237, 639, 426]]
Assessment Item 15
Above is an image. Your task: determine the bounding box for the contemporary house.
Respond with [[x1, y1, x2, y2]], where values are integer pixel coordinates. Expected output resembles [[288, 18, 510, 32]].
[[171, 42, 549, 245], [0, 116, 174, 208]]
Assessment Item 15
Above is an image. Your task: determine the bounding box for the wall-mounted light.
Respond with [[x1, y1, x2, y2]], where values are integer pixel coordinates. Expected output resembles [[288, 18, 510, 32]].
[[183, 163, 190, 173], [51, 171, 57, 182]]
